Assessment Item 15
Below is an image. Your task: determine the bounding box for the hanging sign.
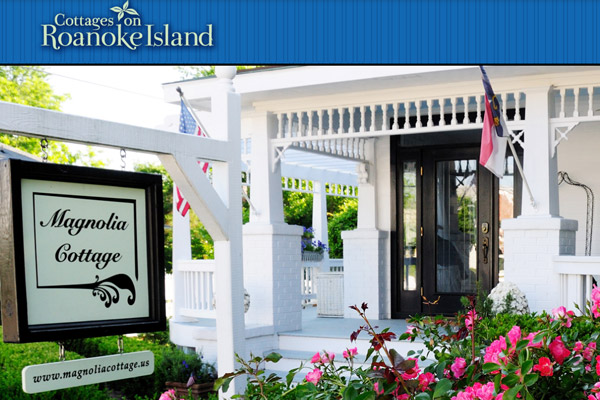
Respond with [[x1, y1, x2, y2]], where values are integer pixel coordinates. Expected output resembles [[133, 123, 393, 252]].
[[0, 159, 165, 343], [22, 351, 154, 393]]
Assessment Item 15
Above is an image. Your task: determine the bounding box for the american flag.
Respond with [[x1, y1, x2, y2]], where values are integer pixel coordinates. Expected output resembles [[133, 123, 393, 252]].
[[175, 100, 209, 217]]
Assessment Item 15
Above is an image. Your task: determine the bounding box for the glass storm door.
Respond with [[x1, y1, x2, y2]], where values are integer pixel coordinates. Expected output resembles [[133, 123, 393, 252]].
[[394, 147, 498, 317]]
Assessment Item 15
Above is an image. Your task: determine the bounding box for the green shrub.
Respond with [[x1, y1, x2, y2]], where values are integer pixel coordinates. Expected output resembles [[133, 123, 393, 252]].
[[0, 327, 109, 400], [65, 335, 215, 399]]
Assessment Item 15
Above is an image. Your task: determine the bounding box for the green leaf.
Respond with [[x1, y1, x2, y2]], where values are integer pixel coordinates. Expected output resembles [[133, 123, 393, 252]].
[[502, 374, 520, 387], [355, 392, 377, 400], [502, 385, 523, 400], [494, 373, 502, 393], [533, 332, 545, 344], [523, 373, 539, 387], [521, 359, 533, 375], [415, 392, 432, 400], [342, 385, 358, 400], [482, 362, 502, 374], [432, 378, 452, 399], [516, 339, 530, 352], [264, 352, 283, 363]]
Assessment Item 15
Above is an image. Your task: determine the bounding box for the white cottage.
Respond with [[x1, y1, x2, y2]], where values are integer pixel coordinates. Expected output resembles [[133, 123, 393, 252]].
[[161, 66, 600, 374]]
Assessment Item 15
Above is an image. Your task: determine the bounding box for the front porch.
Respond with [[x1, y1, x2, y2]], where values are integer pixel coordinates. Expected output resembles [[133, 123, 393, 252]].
[[160, 66, 600, 388]]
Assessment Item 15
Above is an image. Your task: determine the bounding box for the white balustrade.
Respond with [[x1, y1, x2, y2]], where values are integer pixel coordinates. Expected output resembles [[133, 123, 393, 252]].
[[301, 257, 345, 306], [553, 256, 600, 312], [272, 90, 527, 161], [175, 259, 216, 319], [552, 85, 600, 119]]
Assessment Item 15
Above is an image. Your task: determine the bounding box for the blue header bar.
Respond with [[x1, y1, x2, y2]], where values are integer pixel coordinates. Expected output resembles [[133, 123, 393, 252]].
[[1, 0, 598, 64]]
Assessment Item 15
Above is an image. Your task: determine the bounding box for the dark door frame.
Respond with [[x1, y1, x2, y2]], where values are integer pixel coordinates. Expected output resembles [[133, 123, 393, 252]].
[[391, 136, 521, 318]]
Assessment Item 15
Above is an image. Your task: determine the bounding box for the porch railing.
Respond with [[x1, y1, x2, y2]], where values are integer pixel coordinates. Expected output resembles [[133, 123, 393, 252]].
[[553, 255, 600, 311], [301, 258, 344, 305], [175, 259, 216, 319]]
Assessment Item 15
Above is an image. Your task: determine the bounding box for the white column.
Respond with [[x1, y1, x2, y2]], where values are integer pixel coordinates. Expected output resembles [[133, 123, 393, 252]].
[[502, 86, 578, 313], [243, 111, 303, 335], [520, 86, 559, 217], [248, 112, 284, 224], [211, 67, 246, 396], [312, 180, 329, 261], [343, 138, 391, 319]]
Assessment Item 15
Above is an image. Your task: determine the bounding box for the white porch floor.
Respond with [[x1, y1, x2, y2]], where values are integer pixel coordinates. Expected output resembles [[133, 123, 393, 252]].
[[284, 306, 410, 339]]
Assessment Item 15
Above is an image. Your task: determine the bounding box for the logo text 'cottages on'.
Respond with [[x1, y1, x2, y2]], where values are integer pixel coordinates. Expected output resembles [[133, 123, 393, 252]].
[[41, 1, 213, 50]]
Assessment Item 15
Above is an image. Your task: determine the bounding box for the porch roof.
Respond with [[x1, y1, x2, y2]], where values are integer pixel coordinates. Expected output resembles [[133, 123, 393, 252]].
[[163, 65, 600, 112]]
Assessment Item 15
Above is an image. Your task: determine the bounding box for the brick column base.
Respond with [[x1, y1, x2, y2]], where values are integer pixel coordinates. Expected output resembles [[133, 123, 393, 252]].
[[502, 217, 577, 313], [243, 223, 303, 332], [342, 229, 389, 319]]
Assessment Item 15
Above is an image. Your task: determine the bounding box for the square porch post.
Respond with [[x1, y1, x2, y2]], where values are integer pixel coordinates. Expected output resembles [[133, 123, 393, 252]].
[[343, 137, 391, 319], [502, 85, 577, 313], [211, 67, 246, 396], [243, 112, 303, 336]]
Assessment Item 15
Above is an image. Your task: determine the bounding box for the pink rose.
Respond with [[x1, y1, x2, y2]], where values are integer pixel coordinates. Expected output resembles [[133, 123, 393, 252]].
[[507, 326, 521, 351], [585, 343, 598, 361], [343, 347, 358, 359], [321, 352, 335, 363], [549, 336, 571, 365], [451, 357, 467, 379], [552, 306, 575, 327], [484, 336, 507, 368], [525, 331, 543, 348], [533, 356, 554, 376], [401, 358, 420, 380], [305, 368, 323, 385], [418, 372, 436, 390], [310, 352, 321, 363], [159, 389, 177, 400]]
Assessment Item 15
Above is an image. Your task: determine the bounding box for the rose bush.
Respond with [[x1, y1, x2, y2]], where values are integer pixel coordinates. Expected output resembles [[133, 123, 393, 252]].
[[214, 286, 600, 400]]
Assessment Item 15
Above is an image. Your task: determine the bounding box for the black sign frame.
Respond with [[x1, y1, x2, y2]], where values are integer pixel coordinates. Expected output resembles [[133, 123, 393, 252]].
[[1, 159, 166, 343]]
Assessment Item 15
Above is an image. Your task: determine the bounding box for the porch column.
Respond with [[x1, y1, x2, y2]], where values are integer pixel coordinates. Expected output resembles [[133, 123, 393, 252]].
[[502, 85, 577, 313], [211, 67, 246, 395], [312, 180, 329, 263], [243, 111, 303, 334], [343, 138, 391, 319]]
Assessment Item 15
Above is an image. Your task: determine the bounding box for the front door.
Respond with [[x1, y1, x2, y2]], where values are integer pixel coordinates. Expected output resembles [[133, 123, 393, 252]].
[[393, 145, 511, 317]]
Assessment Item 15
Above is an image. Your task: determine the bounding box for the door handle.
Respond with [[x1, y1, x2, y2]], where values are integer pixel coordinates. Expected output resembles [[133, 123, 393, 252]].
[[482, 237, 489, 264]]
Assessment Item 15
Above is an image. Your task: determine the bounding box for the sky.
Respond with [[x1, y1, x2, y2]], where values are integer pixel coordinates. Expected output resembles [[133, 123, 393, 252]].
[[45, 66, 189, 169]]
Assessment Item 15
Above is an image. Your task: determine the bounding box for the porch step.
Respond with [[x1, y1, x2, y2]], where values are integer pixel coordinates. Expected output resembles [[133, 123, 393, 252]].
[[278, 332, 428, 357], [266, 332, 432, 382]]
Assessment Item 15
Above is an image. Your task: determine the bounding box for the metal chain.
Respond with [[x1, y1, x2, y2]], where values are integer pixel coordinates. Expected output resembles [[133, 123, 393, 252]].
[[558, 171, 595, 256], [120, 148, 127, 170], [40, 138, 49, 162], [58, 342, 65, 361], [117, 335, 124, 354]]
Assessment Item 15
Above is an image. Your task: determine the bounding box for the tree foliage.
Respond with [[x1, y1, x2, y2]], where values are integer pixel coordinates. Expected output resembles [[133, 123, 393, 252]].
[[327, 198, 358, 258], [176, 66, 263, 79], [0, 66, 104, 166]]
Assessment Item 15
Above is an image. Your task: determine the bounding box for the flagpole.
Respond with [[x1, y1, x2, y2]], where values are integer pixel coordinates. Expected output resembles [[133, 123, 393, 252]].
[[506, 136, 536, 209], [176, 87, 211, 138]]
